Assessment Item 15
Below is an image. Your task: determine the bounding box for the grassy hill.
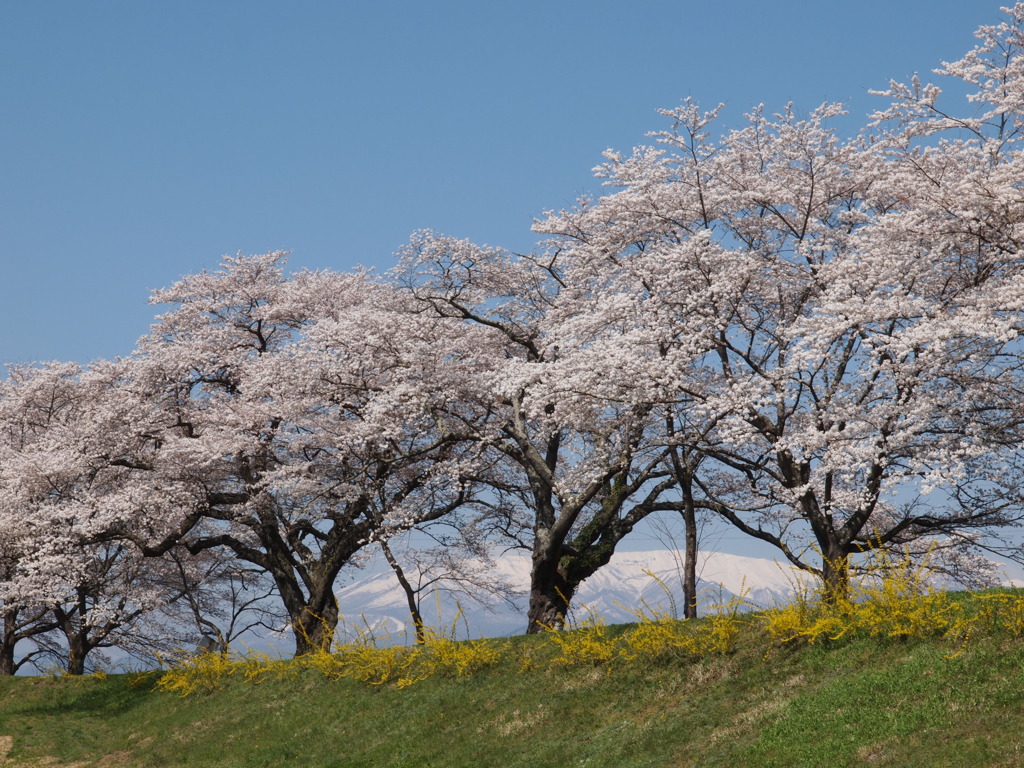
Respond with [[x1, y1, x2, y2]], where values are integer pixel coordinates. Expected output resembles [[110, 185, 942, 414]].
[[2, 590, 1024, 768]]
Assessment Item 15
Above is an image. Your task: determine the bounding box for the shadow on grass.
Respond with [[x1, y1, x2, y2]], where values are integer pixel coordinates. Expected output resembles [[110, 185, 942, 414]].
[[0, 671, 161, 720]]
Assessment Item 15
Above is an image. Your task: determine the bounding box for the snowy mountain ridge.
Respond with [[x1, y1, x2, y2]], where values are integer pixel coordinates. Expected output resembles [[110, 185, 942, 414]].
[[331, 549, 806, 642]]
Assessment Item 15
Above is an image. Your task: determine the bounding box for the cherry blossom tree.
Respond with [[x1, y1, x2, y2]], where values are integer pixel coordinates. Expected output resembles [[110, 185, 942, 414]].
[[395, 233, 685, 632], [111, 254, 489, 654], [0, 369, 58, 674], [0, 362, 198, 673], [531, 4, 1024, 600], [0, 535, 57, 675], [0, 363, 100, 673]]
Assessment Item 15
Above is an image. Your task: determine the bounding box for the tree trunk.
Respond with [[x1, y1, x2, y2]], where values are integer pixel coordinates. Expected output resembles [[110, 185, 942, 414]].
[[66, 634, 89, 676], [266, 561, 343, 657], [822, 546, 850, 604], [53, 605, 90, 675], [680, 472, 699, 620], [682, 506, 699, 620], [380, 541, 426, 644], [0, 610, 16, 676], [0, 643, 14, 676], [291, 595, 339, 656], [525, 553, 573, 634]]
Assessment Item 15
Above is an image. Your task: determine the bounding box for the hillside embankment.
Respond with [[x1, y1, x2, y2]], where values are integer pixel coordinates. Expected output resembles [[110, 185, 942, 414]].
[[3, 583, 1024, 767]]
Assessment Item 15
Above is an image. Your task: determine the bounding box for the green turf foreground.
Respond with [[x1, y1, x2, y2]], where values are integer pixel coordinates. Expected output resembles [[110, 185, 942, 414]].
[[1, 622, 1023, 767]]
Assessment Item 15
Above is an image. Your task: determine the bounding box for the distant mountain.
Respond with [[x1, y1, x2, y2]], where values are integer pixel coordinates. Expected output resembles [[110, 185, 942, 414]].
[[332, 549, 805, 643]]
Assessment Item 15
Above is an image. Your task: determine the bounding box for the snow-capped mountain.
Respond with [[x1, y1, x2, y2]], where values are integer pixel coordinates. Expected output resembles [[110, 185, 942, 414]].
[[332, 549, 805, 642]]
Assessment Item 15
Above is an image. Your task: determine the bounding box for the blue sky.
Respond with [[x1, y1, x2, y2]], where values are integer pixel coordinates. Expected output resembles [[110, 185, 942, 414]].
[[1, 1, 995, 366]]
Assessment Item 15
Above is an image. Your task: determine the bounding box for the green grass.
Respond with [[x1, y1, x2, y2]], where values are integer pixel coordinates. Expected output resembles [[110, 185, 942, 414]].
[[2, 615, 1024, 767]]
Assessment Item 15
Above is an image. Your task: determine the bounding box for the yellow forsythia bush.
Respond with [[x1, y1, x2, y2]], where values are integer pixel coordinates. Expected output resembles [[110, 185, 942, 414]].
[[158, 559, 1024, 696], [543, 611, 617, 668], [758, 549, 1024, 649]]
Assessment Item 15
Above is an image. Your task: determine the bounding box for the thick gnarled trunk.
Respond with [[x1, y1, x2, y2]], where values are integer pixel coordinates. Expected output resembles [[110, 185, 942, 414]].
[[291, 600, 340, 656], [526, 558, 574, 634], [66, 636, 89, 676], [52, 616, 90, 676], [822, 546, 851, 604], [276, 578, 340, 656]]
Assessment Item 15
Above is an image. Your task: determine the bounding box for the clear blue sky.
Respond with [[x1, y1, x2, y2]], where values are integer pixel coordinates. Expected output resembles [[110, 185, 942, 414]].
[[1, 0, 994, 366]]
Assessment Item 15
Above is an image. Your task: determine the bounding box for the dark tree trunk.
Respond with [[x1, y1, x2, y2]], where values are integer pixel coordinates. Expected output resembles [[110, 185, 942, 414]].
[[822, 545, 850, 604], [54, 604, 92, 676], [682, 501, 699, 620], [289, 592, 340, 656], [0, 641, 14, 676], [1, 606, 61, 676], [380, 541, 426, 644], [524, 486, 660, 634], [525, 551, 574, 634], [256, 522, 358, 657], [665, 413, 703, 621], [0, 609, 17, 676], [678, 468, 700, 620], [66, 637, 89, 676]]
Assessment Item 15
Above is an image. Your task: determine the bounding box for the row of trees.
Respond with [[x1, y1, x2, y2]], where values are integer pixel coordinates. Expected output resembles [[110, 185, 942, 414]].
[[3, 5, 1024, 673]]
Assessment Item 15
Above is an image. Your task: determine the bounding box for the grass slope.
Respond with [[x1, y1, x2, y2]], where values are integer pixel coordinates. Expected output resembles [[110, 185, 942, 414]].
[[1, 618, 1023, 767]]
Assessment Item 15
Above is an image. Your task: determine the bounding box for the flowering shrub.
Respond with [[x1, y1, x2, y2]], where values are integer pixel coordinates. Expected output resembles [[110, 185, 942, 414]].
[[543, 610, 617, 668], [157, 559, 1024, 697], [156, 649, 241, 696], [419, 627, 502, 680], [759, 549, 1019, 650]]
